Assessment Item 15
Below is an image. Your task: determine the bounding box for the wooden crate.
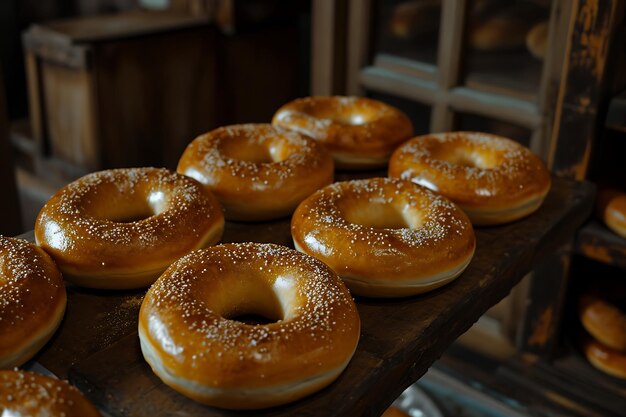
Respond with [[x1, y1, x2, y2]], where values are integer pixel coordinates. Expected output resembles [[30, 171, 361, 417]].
[[22, 10, 217, 176]]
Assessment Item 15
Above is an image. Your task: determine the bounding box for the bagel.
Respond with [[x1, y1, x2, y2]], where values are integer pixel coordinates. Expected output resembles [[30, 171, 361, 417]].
[[291, 178, 475, 297], [139, 243, 360, 409], [35, 167, 224, 289]]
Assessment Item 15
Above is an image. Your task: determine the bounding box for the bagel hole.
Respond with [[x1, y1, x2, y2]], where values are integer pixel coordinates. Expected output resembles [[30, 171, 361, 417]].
[[91, 198, 156, 223], [329, 113, 368, 126], [221, 280, 285, 325], [220, 137, 283, 163], [343, 201, 421, 230], [439, 148, 499, 169], [226, 314, 277, 326]]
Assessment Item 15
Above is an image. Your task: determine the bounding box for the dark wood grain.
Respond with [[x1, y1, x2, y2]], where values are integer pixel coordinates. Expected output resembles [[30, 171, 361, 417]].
[[24, 177, 593, 417], [517, 246, 572, 358], [548, 0, 621, 179], [575, 220, 626, 270]]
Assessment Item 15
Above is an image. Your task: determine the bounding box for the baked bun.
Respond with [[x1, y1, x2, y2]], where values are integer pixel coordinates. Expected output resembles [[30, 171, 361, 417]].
[[389, 132, 551, 225], [35, 168, 224, 289], [178, 124, 333, 221], [139, 243, 360, 409], [0, 237, 66, 368], [0, 370, 101, 416], [273, 96, 413, 169], [292, 178, 475, 297]]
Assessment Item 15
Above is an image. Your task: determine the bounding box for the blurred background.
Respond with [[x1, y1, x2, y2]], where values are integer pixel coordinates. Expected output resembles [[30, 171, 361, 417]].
[[1, 1, 625, 416]]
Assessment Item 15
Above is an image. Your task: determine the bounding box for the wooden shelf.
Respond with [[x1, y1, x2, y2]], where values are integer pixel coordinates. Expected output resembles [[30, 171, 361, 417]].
[[575, 220, 626, 270], [500, 348, 626, 417], [25, 177, 593, 417], [436, 342, 626, 417]]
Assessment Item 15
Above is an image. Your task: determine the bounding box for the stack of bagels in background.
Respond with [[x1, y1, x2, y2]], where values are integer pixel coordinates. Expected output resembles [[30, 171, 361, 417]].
[[1, 94, 552, 412], [578, 285, 626, 380], [573, 189, 626, 380]]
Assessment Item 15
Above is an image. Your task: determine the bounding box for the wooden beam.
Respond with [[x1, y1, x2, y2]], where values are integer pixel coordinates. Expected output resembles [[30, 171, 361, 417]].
[[548, 0, 621, 179], [345, 0, 371, 95], [431, 0, 467, 132], [311, 0, 348, 95]]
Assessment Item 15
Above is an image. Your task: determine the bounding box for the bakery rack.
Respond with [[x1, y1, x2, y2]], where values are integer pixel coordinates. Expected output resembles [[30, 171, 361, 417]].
[[310, 0, 626, 415], [23, 176, 593, 417]]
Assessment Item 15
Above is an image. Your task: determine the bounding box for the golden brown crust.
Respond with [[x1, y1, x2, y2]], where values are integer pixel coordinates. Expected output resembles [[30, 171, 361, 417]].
[[389, 132, 551, 225], [139, 243, 360, 409], [581, 333, 626, 380], [35, 167, 224, 289], [291, 178, 475, 297], [0, 370, 101, 416], [0, 237, 66, 368], [177, 124, 334, 221], [597, 188, 626, 238], [272, 96, 413, 169], [579, 294, 626, 352]]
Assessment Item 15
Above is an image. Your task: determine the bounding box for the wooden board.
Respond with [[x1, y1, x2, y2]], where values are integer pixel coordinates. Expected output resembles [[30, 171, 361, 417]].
[[575, 220, 626, 270], [23, 177, 593, 417], [24, 11, 210, 46]]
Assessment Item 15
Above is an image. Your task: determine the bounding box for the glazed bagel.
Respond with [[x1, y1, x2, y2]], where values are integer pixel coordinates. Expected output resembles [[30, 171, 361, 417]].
[[389, 132, 551, 225], [178, 124, 334, 221], [272, 96, 413, 169], [579, 294, 626, 352], [597, 189, 626, 239], [139, 243, 360, 409], [35, 167, 224, 289], [0, 237, 66, 368], [291, 178, 475, 297], [581, 333, 626, 380], [0, 370, 101, 416]]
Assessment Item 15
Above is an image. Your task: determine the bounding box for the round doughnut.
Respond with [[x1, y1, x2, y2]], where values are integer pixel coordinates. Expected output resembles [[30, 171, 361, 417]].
[[581, 333, 626, 380], [597, 188, 626, 239], [291, 178, 476, 297], [389, 132, 551, 225], [579, 294, 626, 352], [0, 237, 66, 368], [35, 167, 224, 289], [272, 96, 413, 170], [138, 243, 360, 409], [0, 370, 101, 416], [177, 124, 334, 221]]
